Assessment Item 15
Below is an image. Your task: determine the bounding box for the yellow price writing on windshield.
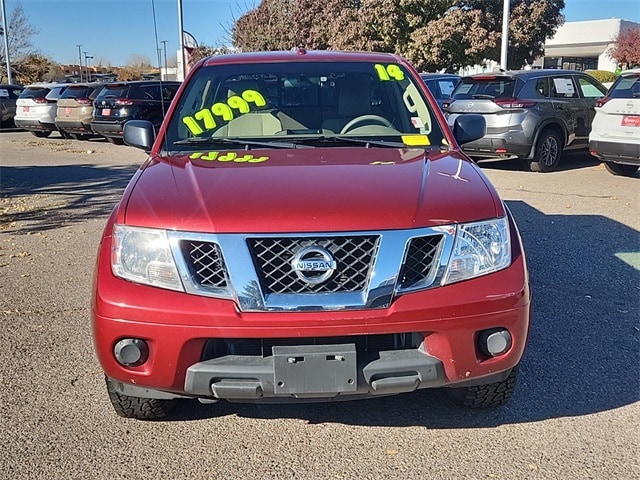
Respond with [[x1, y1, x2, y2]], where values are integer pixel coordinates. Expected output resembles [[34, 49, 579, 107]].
[[181, 89, 267, 136], [374, 64, 405, 82], [190, 151, 269, 163]]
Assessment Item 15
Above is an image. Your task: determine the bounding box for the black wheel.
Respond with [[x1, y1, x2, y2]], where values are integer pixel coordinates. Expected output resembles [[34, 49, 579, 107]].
[[604, 162, 639, 177], [59, 130, 72, 139], [446, 365, 519, 408], [529, 130, 562, 172], [105, 376, 178, 420], [31, 130, 51, 138]]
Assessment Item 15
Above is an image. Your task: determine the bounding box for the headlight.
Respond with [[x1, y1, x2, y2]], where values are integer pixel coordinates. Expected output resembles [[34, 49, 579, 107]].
[[111, 225, 184, 291], [443, 217, 511, 285]]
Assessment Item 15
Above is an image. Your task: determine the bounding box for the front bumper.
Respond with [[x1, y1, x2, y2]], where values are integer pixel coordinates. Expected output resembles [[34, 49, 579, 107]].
[[92, 227, 531, 401]]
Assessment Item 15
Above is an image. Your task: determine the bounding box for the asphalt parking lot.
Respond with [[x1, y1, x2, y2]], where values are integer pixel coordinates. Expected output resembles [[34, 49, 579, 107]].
[[1, 130, 638, 479]]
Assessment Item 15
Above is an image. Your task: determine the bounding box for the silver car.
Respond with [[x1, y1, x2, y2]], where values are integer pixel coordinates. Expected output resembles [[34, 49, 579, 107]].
[[443, 70, 607, 172]]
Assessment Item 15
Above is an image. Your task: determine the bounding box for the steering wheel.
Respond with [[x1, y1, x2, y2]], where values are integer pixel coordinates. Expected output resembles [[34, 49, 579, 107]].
[[340, 115, 393, 134]]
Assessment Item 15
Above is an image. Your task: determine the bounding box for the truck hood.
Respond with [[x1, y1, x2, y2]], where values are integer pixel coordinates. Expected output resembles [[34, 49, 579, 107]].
[[122, 147, 502, 233]]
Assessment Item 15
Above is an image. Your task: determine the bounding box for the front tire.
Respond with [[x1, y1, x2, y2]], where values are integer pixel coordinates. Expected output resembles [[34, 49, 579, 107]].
[[446, 365, 519, 408], [105, 376, 178, 420], [529, 130, 562, 172], [604, 162, 639, 177]]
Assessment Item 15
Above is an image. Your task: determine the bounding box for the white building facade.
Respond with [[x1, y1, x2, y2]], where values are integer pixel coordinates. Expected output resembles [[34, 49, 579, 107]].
[[459, 18, 639, 75], [537, 19, 639, 72]]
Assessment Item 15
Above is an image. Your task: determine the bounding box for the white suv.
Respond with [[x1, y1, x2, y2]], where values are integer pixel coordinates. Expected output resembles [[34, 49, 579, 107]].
[[14, 83, 68, 138], [589, 69, 640, 176]]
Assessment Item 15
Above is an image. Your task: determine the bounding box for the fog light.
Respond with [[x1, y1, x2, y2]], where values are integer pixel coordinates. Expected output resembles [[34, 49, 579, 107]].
[[479, 328, 512, 357], [114, 338, 149, 366]]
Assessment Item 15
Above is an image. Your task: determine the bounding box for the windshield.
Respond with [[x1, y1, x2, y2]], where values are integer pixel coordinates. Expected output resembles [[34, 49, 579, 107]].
[[165, 60, 446, 150]]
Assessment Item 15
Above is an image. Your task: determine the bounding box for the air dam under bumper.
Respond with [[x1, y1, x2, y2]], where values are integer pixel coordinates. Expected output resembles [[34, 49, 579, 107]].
[[185, 345, 448, 400]]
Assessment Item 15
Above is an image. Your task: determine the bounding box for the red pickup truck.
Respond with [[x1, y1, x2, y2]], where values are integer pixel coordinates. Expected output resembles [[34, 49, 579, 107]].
[[92, 49, 531, 419]]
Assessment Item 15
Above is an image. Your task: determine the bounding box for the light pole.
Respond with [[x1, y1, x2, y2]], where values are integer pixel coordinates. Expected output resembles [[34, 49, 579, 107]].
[[0, 0, 12, 84], [177, 0, 185, 81], [160, 40, 168, 81], [76, 44, 83, 81], [500, 0, 510, 71], [84, 52, 93, 81], [157, 47, 163, 79]]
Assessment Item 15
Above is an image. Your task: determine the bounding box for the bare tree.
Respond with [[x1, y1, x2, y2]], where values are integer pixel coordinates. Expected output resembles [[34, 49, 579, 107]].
[[0, 2, 39, 82]]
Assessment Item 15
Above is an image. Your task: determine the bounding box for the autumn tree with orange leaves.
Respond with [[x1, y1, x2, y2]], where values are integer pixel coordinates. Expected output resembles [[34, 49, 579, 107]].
[[231, 0, 565, 72], [608, 26, 640, 69]]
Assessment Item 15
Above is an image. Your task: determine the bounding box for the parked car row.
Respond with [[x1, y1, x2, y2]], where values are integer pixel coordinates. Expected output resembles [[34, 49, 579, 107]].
[[6, 69, 639, 177], [442, 69, 608, 172], [419, 68, 638, 177], [11, 80, 181, 143]]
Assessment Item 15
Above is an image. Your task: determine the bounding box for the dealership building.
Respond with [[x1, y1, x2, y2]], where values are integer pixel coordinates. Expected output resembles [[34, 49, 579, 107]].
[[536, 18, 639, 72], [460, 18, 638, 75]]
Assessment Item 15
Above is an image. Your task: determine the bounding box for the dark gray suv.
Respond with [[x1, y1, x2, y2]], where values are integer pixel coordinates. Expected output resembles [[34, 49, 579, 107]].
[[443, 70, 607, 172]]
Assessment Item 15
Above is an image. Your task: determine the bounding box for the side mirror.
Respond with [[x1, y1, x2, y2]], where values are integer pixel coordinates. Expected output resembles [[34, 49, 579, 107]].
[[452, 114, 486, 145], [123, 120, 156, 151]]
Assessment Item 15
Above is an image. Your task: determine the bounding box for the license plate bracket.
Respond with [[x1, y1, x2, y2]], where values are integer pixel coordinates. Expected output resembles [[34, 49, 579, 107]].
[[273, 344, 357, 395]]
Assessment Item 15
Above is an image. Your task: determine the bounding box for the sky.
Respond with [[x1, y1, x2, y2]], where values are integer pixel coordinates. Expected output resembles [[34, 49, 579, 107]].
[[3, 0, 640, 67]]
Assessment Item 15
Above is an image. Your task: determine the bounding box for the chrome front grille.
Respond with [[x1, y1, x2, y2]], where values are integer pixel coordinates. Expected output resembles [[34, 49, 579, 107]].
[[170, 226, 454, 312], [248, 236, 379, 294]]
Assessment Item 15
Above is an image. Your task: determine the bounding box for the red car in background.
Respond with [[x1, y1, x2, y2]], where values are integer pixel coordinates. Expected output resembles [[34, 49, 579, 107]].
[[92, 50, 531, 419]]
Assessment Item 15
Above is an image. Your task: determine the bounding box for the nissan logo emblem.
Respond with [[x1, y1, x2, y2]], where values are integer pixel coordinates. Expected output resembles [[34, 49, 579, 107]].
[[291, 246, 337, 285]]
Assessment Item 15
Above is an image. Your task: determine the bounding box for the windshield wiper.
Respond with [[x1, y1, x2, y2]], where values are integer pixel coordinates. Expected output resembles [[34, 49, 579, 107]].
[[173, 137, 305, 149], [291, 136, 407, 148]]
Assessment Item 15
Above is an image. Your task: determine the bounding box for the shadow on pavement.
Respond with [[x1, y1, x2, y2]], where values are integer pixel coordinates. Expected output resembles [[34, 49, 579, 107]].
[[476, 150, 601, 173], [166, 200, 639, 427], [1, 164, 138, 233]]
